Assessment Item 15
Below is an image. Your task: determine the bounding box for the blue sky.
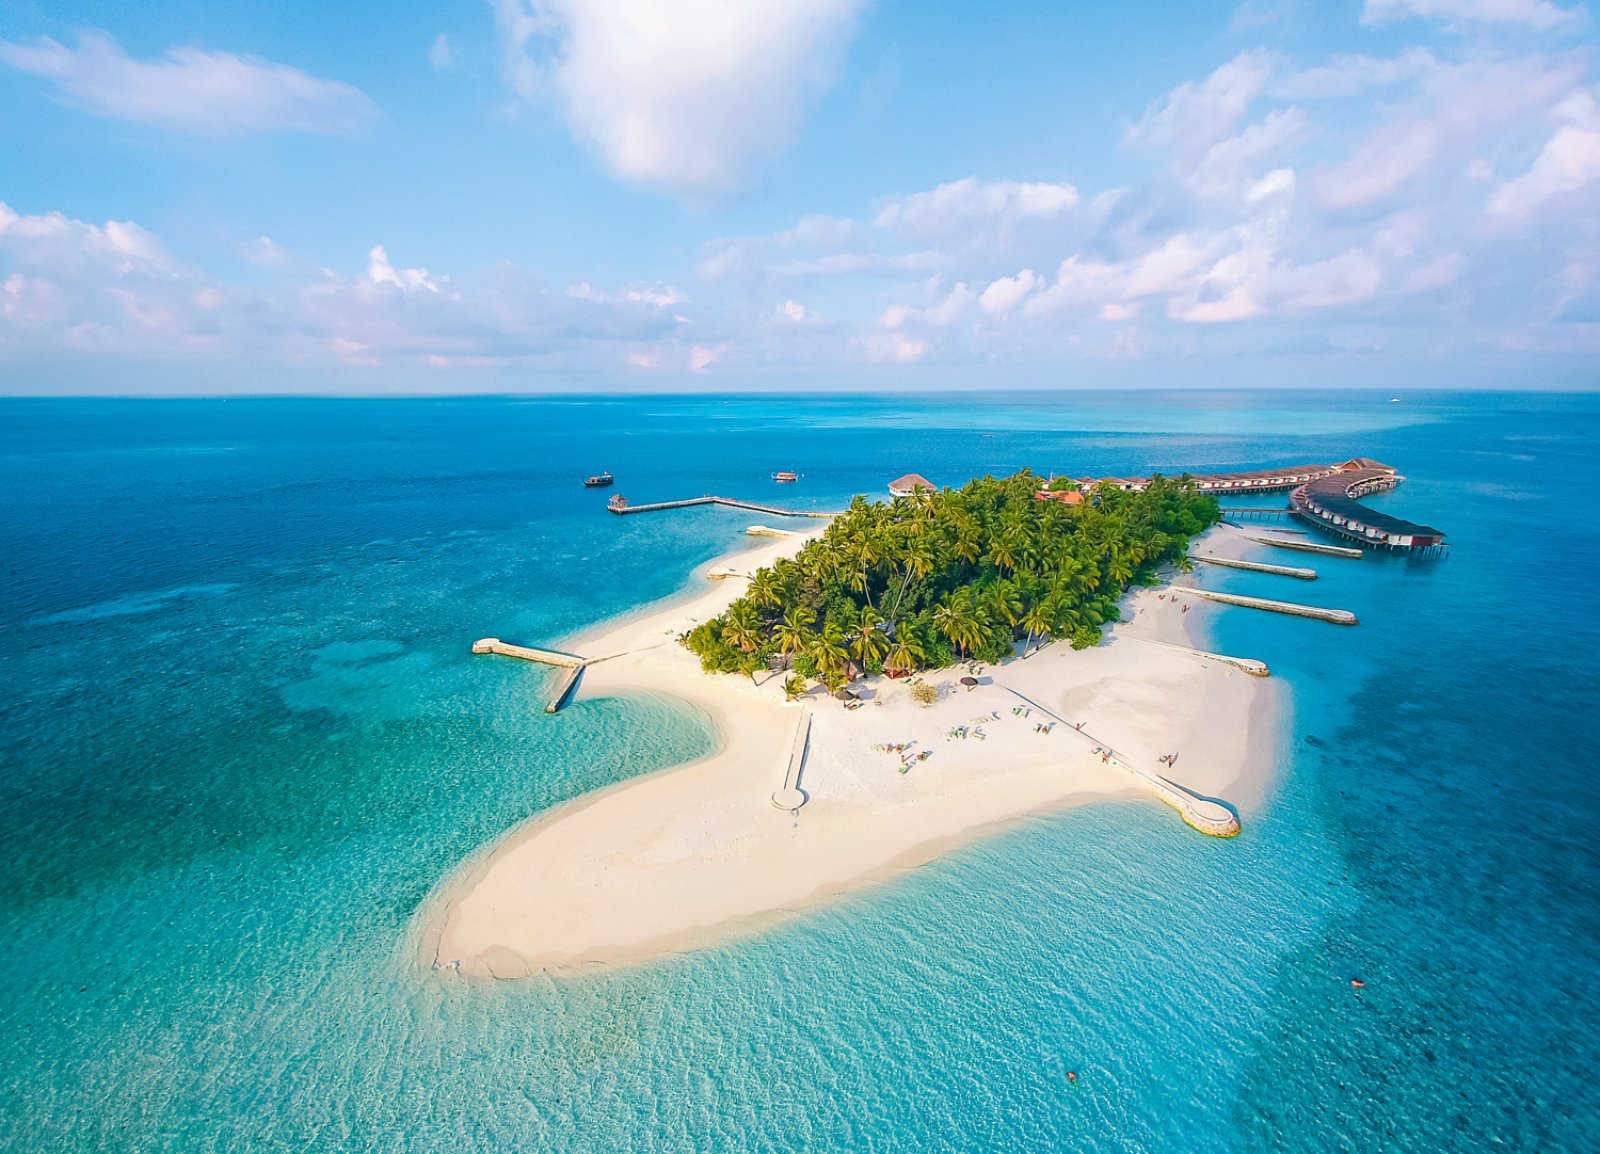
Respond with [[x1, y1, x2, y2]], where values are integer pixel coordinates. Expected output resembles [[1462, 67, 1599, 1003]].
[[1, 0, 1596, 393]]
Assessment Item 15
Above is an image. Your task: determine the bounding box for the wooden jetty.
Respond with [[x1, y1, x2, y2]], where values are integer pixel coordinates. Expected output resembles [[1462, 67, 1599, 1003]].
[[608, 494, 838, 518], [1190, 554, 1317, 580], [1218, 507, 1293, 520], [1177, 588, 1358, 625], [771, 709, 811, 811], [472, 637, 591, 713], [1246, 534, 1363, 559]]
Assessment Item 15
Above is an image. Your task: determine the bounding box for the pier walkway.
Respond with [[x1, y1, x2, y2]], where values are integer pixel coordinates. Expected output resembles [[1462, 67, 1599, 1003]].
[[1191, 554, 1317, 580], [609, 495, 838, 518], [1175, 587, 1358, 625], [772, 709, 811, 811]]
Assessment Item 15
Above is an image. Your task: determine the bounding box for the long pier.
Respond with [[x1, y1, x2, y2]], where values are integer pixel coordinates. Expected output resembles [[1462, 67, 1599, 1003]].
[[771, 710, 811, 811], [1191, 554, 1316, 580], [1177, 587, 1358, 625], [609, 495, 838, 518], [472, 637, 591, 713], [1246, 534, 1363, 559]]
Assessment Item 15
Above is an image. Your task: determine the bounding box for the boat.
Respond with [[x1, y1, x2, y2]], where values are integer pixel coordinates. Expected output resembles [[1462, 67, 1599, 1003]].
[[584, 471, 614, 487], [771, 471, 799, 483]]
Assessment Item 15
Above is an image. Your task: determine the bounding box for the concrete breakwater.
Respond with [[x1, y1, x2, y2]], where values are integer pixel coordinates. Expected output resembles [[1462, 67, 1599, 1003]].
[[472, 638, 590, 713], [1246, 534, 1363, 559], [1191, 554, 1317, 580], [1177, 588, 1358, 625], [610, 496, 838, 518], [771, 709, 811, 811]]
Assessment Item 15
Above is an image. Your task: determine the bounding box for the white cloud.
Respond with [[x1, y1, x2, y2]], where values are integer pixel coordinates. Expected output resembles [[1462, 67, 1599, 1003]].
[[428, 34, 455, 71], [1488, 91, 1600, 216], [779, 299, 807, 321], [860, 331, 928, 362], [242, 236, 291, 267], [690, 343, 728, 371], [491, 0, 865, 192], [978, 269, 1041, 315], [366, 246, 439, 293], [874, 177, 1079, 237], [1315, 120, 1440, 208], [1361, 0, 1586, 30], [1124, 51, 1276, 156], [0, 30, 377, 136]]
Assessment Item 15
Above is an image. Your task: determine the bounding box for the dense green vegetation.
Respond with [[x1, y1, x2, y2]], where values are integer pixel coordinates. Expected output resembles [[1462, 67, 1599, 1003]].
[[682, 471, 1220, 693]]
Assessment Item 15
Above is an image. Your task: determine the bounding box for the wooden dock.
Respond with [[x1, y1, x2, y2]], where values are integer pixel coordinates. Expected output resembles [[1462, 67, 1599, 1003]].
[[610, 495, 838, 518], [1190, 554, 1317, 580], [1218, 507, 1293, 520], [1246, 534, 1363, 559], [1177, 587, 1358, 625], [771, 709, 811, 811]]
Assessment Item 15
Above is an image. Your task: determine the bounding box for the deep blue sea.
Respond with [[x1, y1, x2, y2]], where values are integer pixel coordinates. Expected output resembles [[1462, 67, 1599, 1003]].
[[1, 392, 1596, 1153]]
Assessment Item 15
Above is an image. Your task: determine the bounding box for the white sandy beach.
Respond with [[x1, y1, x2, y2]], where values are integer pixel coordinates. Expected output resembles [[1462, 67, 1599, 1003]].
[[426, 522, 1278, 977]]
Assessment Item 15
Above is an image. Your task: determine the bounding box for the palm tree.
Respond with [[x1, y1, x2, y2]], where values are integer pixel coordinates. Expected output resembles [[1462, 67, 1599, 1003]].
[[934, 590, 988, 662], [1020, 600, 1052, 658], [806, 620, 848, 680], [721, 602, 762, 653], [848, 605, 889, 670], [987, 579, 1024, 637], [747, 569, 783, 612], [884, 630, 925, 675], [783, 674, 808, 701], [774, 605, 815, 656]]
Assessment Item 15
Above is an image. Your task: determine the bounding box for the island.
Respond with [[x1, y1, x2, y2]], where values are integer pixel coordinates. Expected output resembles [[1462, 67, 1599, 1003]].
[[424, 472, 1278, 977]]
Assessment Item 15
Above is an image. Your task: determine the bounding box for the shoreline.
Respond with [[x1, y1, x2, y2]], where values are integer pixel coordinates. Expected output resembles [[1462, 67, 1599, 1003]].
[[423, 521, 1279, 978]]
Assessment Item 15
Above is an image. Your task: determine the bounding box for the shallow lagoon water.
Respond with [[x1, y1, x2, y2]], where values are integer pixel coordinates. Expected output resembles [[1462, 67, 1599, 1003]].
[[1, 392, 1595, 1152]]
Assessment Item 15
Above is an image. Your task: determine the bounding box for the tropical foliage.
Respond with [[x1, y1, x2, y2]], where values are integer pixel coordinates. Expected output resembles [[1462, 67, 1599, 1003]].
[[682, 471, 1219, 689]]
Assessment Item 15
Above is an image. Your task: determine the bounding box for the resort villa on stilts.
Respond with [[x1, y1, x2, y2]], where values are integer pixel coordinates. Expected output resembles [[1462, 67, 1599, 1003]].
[[1046, 458, 1447, 555]]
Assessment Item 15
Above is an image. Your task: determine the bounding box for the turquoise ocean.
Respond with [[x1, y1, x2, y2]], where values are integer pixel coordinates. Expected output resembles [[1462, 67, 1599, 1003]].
[[1, 392, 1596, 1152]]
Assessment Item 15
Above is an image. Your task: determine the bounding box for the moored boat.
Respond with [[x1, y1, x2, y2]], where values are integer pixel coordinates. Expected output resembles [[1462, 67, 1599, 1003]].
[[771, 470, 799, 482], [584, 471, 614, 487]]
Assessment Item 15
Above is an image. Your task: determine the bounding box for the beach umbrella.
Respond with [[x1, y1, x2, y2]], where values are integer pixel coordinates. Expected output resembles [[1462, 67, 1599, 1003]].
[[833, 689, 859, 701], [959, 676, 979, 690]]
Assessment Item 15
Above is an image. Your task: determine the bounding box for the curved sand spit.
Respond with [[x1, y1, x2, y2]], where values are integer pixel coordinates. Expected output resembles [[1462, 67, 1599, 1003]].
[[425, 524, 1276, 977]]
